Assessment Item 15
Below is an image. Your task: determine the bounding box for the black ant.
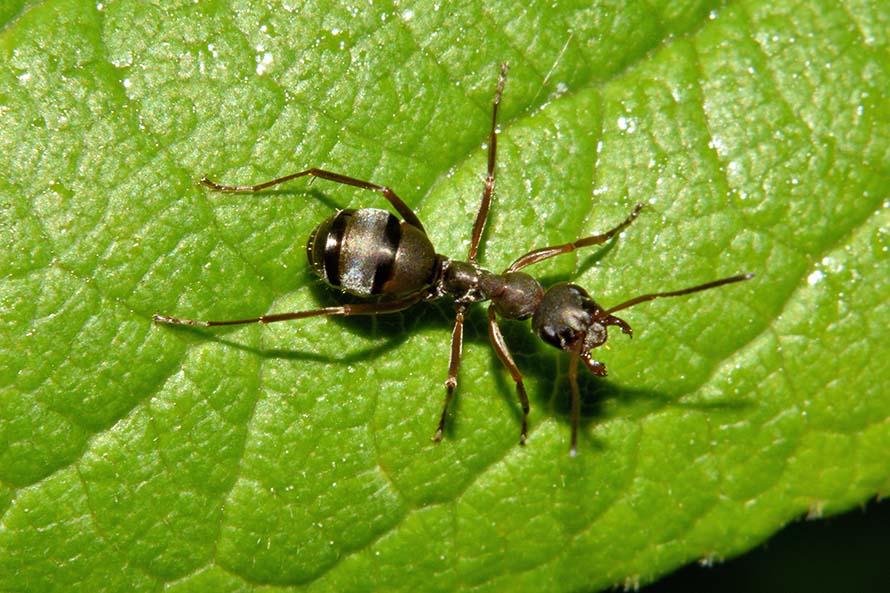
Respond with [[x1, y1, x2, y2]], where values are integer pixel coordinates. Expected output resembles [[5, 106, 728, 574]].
[[154, 64, 752, 455]]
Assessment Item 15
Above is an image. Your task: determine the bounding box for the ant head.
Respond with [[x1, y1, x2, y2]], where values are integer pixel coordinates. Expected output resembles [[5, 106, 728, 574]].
[[531, 283, 633, 375]]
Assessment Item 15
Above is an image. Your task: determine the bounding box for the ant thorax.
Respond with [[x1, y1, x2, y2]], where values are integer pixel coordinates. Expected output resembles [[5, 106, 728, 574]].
[[438, 260, 543, 320]]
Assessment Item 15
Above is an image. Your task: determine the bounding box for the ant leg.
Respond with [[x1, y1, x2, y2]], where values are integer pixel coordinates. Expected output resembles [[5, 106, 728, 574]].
[[601, 273, 754, 316], [468, 63, 509, 263], [433, 304, 467, 442], [200, 168, 425, 232], [505, 203, 644, 273], [152, 292, 426, 327], [487, 305, 530, 445], [568, 341, 583, 456]]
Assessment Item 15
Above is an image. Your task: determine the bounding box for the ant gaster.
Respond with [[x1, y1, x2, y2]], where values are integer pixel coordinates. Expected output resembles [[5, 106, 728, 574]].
[[154, 64, 753, 455]]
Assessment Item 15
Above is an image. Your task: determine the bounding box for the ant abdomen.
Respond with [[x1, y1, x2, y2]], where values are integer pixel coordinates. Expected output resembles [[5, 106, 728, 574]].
[[307, 207, 440, 297]]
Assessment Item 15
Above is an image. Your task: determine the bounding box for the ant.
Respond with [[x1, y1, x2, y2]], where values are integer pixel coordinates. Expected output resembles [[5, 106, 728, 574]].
[[154, 64, 752, 455]]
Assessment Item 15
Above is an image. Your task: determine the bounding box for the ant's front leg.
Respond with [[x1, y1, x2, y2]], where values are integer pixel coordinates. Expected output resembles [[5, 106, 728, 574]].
[[487, 305, 530, 445]]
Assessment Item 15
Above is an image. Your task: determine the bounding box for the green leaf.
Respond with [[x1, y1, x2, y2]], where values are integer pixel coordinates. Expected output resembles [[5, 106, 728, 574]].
[[1, 0, 888, 591]]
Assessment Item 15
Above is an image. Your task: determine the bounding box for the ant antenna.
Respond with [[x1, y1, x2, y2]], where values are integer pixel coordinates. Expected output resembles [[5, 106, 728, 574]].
[[601, 274, 754, 317]]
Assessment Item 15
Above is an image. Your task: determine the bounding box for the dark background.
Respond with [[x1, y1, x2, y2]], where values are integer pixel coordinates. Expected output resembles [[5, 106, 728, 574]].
[[643, 497, 889, 592]]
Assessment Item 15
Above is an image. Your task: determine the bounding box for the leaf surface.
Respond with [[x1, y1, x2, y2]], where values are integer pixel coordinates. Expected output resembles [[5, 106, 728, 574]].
[[1, 1, 888, 591]]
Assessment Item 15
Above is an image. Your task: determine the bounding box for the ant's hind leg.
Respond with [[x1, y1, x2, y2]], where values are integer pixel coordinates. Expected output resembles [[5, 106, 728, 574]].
[[153, 292, 427, 327], [200, 168, 426, 232]]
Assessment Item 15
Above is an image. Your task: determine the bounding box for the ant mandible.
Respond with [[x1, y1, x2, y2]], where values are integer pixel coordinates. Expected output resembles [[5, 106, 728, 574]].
[[154, 64, 753, 455]]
